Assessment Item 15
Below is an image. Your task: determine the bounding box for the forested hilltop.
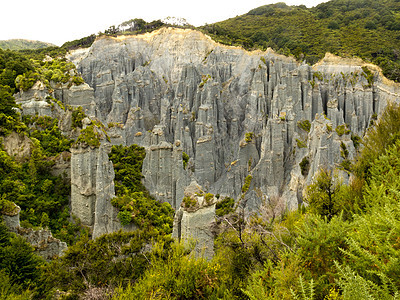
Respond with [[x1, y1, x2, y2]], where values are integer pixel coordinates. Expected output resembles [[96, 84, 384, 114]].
[[0, 40, 56, 51], [201, 0, 400, 82], [1, 0, 400, 299]]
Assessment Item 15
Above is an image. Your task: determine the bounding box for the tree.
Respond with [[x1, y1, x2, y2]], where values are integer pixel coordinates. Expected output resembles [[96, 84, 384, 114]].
[[305, 168, 344, 220], [0, 85, 18, 117], [354, 103, 400, 181], [0, 221, 43, 289]]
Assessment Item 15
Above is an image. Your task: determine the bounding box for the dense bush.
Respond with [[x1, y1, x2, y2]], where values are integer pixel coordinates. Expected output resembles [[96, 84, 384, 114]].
[[24, 115, 73, 156], [0, 85, 27, 135], [0, 221, 43, 296], [216, 197, 235, 217], [109, 144, 174, 235], [41, 230, 172, 298], [113, 241, 226, 299]]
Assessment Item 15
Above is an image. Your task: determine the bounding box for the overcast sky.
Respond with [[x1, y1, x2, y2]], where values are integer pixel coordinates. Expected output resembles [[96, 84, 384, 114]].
[[1, 0, 327, 46]]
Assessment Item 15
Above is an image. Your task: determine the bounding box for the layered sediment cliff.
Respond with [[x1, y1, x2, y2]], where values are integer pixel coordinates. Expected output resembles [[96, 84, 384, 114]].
[[14, 27, 400, 239], [69, 27, 399, 213]]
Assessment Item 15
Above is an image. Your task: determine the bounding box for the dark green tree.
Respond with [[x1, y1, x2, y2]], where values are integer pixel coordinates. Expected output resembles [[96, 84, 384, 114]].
[[0, 85, 18, 117], [0, 221, 43, 289], [305, 168, 345, 220]]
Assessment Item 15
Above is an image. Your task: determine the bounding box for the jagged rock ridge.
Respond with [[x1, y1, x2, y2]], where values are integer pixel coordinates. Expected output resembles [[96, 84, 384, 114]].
[[68, 27, 400, 213], [14, 27, 400, 239]]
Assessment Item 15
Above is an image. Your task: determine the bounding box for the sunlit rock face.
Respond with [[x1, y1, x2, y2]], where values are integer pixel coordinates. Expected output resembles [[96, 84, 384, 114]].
[[69, 27, 400, 213]]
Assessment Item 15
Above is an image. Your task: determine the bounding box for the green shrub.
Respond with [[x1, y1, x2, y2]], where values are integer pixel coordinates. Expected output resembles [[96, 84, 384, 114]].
[[182, 151, 189, 169], [0, 221, 44, 290], [71, 106, 86, 129], [0, 135, 82, 245], [340, 159, 352, 172], [361, 66, 374, 88], [76, 125, 101, 147], [117, 210, 132, 226], [182, 196, 198, 210], [354, 103, 400, 180], [296, 138, 307, 148], [71, 75, 84, 85], [297, 120, 311, 132], [340, 142, 349, 159], [245, 132, 254, 143], [299, 157, 310, 176], [109, 144, 173, 233], [335, 124, 350, 137], [204, 193, 214, 205], [15, 71, 40, 91], [296, 214, 352, 297], [335, 263, 396, 300], [216, 197, 235, 217], [109, 144, 147, 195], [351, 134, 362, 150], [42, 230, 167, 297], [113, 241, 225, 299], [242, 175, 253, 194], [304, 169, 346, 220], [25, 115, 73, 156], [0, 198, 19, 215]]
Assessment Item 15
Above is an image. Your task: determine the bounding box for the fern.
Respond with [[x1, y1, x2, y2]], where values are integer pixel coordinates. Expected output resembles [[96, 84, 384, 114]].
[[335, 262, 399, 300], [290, 275, 315, 300]]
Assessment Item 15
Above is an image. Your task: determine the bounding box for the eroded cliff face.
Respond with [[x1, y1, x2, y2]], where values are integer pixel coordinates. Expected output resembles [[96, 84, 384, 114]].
[[68, 27, 400, 213], [12, 27, 400, 240]]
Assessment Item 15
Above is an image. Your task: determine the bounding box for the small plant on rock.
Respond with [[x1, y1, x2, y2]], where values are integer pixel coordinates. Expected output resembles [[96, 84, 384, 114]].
[[299, 157, 310, 176], [297, 120, 311, 132], [245, 132, 254, 143]]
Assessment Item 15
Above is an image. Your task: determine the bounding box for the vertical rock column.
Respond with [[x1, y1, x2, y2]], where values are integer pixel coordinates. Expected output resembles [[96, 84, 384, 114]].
[[93, 144, 129, 238], [142, 125, 191, 210], [71, 145, 98, 226], [71, 143, 125, 237]]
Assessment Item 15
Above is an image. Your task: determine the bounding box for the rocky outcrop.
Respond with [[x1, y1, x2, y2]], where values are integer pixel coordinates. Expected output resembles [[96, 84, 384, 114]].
[[14, 81, 54, 117], [1, 204, 67, 260], [70, 142, 135, 238], [172, 182, 216, 258], [70, 27, 400, 212], [2, 131, 32, 161], [17, 227, 67, 260], [1, 203, 21, 231], [14, 80, 96, 121]]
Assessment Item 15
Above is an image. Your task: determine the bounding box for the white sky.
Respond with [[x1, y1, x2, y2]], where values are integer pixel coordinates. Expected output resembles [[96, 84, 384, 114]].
[[1, 0, 327, 46]]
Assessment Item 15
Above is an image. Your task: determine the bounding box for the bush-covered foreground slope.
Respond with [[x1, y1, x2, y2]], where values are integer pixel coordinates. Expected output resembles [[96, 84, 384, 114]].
[[201, 0, 400, 82]]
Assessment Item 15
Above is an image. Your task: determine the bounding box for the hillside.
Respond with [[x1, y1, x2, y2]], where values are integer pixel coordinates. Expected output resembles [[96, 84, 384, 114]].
[[201, 0, 400, 82], [0, 39, 56, 50], [2, 1, 400, 299]]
